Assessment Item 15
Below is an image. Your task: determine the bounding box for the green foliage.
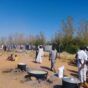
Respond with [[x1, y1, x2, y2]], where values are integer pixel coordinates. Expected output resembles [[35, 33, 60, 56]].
[[52, 16, 88, 54], [64, 44, 78, 54], [34, 32, 46, 46]]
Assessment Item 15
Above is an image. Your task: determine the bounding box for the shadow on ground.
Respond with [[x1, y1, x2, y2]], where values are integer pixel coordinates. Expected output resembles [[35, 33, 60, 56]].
[[68, 59, 77, 67], [32, 61, 37, 63], [40, 66, 51, 71], [2, 68, 13, 73], [67, 69, 78, 78], [53, 85, 62, 88]]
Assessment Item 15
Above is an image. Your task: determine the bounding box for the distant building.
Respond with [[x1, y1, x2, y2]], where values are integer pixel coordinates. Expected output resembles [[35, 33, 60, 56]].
[[44, 45, 52, 52]]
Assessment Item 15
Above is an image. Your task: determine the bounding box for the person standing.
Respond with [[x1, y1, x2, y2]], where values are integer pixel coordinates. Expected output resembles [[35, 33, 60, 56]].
[[85, 47, 88, 76], [35, 46, 38, 62], [76, 47, 87, 84], [49, 45, 57, 72], [36, 45, 44, 63], [3, 45, 7, 51]]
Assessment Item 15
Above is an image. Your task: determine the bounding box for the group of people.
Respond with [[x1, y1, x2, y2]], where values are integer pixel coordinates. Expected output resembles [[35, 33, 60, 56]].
[[36, 45, 88, 84], [35, 45, 57, 72], [76, 46, 88, 84]]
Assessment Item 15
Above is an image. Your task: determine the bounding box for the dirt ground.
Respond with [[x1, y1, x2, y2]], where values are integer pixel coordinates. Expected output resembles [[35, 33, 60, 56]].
[[0, 51, 87, 88]]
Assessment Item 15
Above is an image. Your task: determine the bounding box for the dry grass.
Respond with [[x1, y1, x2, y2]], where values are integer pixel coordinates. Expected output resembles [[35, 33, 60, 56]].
[[0, 51, 87, 88]]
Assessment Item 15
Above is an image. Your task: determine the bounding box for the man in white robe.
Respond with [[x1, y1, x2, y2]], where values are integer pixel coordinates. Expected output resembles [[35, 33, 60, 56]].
[[36, 46, 44, 63], [76, 47, 87, 84]]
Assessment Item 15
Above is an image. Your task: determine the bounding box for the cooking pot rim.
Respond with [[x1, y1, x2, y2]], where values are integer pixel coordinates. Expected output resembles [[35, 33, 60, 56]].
[[27, 70, 48, 75], [18, 63, 26, 65]]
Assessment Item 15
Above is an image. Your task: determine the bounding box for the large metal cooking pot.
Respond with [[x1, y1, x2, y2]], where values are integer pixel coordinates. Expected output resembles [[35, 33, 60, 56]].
[[62, 77, 80, 88], [17, 63, 26, 71], [27, 70, 48, 80]]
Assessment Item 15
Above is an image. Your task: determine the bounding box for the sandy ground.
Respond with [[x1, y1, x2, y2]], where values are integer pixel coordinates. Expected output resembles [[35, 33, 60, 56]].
[[0, 51, 87, 88]]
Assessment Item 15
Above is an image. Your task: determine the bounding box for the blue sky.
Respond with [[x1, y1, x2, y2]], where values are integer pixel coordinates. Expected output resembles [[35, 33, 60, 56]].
[[0, 0, 88, 39]]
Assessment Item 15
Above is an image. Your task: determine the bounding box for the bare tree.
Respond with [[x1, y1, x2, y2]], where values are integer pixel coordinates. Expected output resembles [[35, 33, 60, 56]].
[[34, 32, 46, 46], [0, 37, 7, 45], [62, 16, 74, 41], [76, 21, 88, 46], [12, 33, 25, 45]]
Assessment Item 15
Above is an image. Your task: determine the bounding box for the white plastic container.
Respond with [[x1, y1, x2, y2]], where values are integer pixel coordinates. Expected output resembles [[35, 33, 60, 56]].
[[58, 66, 64, 78]]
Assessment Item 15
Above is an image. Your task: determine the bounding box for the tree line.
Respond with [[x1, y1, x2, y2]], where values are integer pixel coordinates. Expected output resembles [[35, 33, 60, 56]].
[[52, 16, 88, 53], [0, 32, 45, 46], [0, 16, 88, 53]]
